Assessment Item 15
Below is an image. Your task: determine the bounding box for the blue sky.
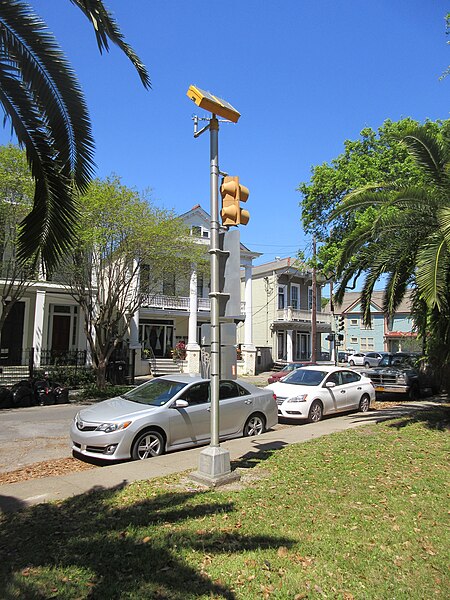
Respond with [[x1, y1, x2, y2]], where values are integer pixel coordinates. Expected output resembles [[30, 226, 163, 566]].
[[25, 1, 450, 265]]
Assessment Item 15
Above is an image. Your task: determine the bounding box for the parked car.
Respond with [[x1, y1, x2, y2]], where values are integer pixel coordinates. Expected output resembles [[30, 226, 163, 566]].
[[267, 362, 312, 384], [71, 374, 278, 462], [362, 352, 439, 399], [347, 352, 387, 368], [338, 351, 352, 363], [360, 352, 389, 368], [347, 353, 367, 366], [266, 365, 376, 423]]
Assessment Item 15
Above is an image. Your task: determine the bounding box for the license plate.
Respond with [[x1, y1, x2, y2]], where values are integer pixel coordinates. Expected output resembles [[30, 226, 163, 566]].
[[375, 386, 385, 392]]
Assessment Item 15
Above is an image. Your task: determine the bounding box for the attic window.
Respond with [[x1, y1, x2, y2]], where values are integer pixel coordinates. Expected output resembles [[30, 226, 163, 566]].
[[191, 226, 201, 237]]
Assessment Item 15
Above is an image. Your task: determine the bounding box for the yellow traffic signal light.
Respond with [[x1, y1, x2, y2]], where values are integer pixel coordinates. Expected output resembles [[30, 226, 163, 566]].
[[220, 176, 250, 226]]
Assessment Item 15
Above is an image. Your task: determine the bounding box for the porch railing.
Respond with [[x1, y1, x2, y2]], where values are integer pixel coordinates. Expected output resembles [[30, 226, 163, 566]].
[[140, 293, 245, 314], [276, 307, 333, 325]]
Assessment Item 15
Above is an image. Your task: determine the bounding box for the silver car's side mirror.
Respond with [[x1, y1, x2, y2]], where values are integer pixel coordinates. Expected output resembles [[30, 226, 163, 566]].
[[325, 381, 336, 388], [173, 399, 189, 408]]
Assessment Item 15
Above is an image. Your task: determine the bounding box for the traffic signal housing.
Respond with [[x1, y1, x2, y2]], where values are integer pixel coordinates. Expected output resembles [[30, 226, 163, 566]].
[[338, 316, 345, 331], [220, 176, 250, 226]]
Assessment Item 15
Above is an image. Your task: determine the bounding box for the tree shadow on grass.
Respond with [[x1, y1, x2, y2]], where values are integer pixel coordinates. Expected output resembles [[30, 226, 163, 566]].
[[231, 440, 288, 470], [0, 482, 294, 599], [386, 404, 450, 431]]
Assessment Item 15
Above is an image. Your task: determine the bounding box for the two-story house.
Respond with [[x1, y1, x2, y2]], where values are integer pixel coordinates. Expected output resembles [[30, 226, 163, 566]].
[[333, 290, 420, 354], [242, 258, 332, 370], [131, 204, 261, 377]]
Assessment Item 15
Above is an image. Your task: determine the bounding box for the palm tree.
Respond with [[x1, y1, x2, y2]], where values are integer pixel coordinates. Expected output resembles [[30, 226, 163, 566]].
[[330, 123, 450, 375], [0, 0, 150, 271]]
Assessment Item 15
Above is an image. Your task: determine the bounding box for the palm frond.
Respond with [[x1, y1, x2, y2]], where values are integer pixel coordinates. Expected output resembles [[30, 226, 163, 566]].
[[416, 234, 449, 311], [437, 207, 450, 248], [0, 62, 77, 267], [400, 127, 447, 187], [0, 1, 96, 189], [69, 0, 151, 89], [331, 188, 390, 219]]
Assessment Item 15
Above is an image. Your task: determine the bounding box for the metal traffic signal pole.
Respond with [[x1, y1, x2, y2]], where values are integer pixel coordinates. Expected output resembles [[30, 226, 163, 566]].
[[209, 115, 220, 448], [187, 86, 241, 487]]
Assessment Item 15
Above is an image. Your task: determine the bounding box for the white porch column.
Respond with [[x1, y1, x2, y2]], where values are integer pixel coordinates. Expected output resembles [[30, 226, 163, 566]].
[[32, 289, 46, 367], [241, 264, 256, 375], [186, 265, 200, 374], [286, 329, 294, 362], [243, 265, 254, 350]]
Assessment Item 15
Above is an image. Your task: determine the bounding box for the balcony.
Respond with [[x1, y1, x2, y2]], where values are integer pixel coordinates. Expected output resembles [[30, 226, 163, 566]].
[[273, 307, 333, 331], [140, 293, 245, 314]]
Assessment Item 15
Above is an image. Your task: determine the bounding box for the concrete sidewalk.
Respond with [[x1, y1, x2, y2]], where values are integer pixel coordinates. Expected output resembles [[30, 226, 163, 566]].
[[0, 400, 440, 514]]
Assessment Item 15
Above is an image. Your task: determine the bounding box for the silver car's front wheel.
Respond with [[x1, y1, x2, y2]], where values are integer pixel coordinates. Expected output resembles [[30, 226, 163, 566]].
[[243, 413, 266, 437], [132, 430, 165, 460]]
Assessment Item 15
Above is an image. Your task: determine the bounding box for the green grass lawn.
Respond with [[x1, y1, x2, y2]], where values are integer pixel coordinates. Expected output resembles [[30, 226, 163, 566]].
[[0, 406, 448, 599]]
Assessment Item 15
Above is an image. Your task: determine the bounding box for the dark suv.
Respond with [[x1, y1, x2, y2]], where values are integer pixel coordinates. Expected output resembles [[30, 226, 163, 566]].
[[362, 352, 439, 400]]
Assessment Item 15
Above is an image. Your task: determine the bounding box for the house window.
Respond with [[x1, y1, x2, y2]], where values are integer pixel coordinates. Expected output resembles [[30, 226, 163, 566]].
[[308, 286, 313, 310], [197, 275, 204, 298], [350, 318, 358, 326], [163, 273, 175, 296], [351, 336, 358, 344], [278, 286, 287, 309], [361, 337, 374, 351], [191, 225, 209, 238], [290, 285, 300, 309]]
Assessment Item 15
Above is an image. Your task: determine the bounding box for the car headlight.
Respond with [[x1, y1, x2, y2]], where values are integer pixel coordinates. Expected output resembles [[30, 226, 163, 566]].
[[396, 374, 407, 383], [287, 394, 308, 403], [96, 421, 132, 433]]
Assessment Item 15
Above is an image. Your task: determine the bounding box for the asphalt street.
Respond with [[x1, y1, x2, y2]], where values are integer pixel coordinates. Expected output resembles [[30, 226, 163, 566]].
[[0, 403, 85, 473]]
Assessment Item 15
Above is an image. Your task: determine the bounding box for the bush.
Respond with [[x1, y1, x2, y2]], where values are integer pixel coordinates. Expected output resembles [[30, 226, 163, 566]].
[[78, 384, 134, 400], [33, 367, 96, 388]]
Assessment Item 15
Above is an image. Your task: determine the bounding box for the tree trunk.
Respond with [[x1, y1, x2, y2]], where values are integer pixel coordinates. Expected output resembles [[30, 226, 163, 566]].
[[96, 358, 107, 389]]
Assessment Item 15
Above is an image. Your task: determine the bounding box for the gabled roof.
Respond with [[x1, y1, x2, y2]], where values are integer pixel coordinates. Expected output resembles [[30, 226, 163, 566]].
[[252, 257, 315, 280], [179, 204, 210, 227], [337, 290, 414, 314], [178, 204, 261, 259]]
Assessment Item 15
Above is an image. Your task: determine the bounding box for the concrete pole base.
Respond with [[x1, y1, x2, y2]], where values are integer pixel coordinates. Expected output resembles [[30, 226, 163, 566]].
[[190, 445, 240, 488]]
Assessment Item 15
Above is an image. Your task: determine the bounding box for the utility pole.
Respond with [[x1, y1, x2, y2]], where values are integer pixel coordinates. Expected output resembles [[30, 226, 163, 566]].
[[311, 235, 317, 362]]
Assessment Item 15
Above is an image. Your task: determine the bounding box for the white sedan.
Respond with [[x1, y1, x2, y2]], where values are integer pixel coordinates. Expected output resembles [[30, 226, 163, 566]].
[[266, 365, 376, 423]]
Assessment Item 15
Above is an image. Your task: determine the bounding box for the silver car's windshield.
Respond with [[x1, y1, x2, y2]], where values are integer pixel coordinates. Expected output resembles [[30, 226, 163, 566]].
[[281, 369, 327, 386], [124, 379, 187, 406]]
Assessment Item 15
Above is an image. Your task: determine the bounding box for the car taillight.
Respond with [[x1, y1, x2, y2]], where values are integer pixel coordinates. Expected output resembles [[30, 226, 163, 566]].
[[272, 393, 277, 401]]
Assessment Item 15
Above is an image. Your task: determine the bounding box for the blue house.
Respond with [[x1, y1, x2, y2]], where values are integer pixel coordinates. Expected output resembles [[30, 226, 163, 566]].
[[333, 290, 420, 354]]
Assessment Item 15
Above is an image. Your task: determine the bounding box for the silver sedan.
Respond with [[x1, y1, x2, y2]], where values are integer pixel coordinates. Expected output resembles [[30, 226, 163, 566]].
[[71, 374, 278, 461]]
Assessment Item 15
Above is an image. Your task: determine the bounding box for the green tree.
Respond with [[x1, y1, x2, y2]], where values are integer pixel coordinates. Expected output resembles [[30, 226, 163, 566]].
[[0, 1, 150, 271], [330, 123, 450, 384], [62, 176, 207, 388], [0, 144, 37, 336]]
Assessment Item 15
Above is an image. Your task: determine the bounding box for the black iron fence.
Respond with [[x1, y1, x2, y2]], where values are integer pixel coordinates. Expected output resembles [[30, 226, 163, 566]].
[[0, 347, 133, 387], [0, 348, 89, 387]]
